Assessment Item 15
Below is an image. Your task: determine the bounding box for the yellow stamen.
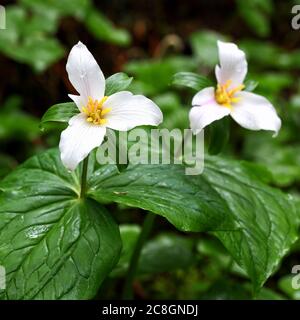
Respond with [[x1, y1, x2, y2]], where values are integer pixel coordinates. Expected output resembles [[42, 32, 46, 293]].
[[101, 107, 112, 116], [82, 96, 111, 125], [215, 80, 244, 109], [228, 84, 245, 96]]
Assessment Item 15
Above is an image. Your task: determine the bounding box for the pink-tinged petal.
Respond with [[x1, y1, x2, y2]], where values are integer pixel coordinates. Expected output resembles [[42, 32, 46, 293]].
[[230, 91, 281, 136], [59, 113, 106, 170], [215, 41, 247, 89], [103, 91, 163, 131], [66, 41, 105, 102]]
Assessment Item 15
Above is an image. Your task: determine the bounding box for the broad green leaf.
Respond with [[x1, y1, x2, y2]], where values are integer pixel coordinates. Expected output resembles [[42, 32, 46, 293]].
[[89, 154, 299, 291], [40, 103, 79, 129], [278, 276, 300, 300], [0, 6, 64, 72], [253, 72, 293, 94], [172, 72, 213, 92], [199, 279, 285, 300], [15, 37, 64, 72], [197, 238, 231, 268], [0, 111, 40, 141], [89, 164, 235, 232], [0, 150, 121, 300], [206, 158, 299, 292], [254, 287, 285, 300], [236, 0, 272, 37], [84, 10, 131, 46], [242, 132, 300, 187], [21, 0, 92, 20], [1, 149, 298, 295], [199, 279, 251, 300], [105, 73, 133, 96], [139, 233, 194, 275]]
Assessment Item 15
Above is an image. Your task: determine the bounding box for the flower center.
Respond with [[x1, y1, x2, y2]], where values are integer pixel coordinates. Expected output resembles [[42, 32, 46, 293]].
[[215, 80, 245, 108], [82, 96, 111, 125]]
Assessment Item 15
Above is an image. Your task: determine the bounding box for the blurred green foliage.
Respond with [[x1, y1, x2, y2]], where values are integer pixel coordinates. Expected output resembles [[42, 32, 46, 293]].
[[0, 0, 131, 71]]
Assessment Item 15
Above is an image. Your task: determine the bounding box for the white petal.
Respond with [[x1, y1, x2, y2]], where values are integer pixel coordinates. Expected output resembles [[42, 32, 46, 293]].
[[192, 87, 216, 106], [68, 94, 86, 111], [103, 91, 163, 131], [66, 41, 105, 102], [59, 113, 106, 170], [215, 41, 247, 88], [230, 91, 281, 136], [189, 100, 230, 135]]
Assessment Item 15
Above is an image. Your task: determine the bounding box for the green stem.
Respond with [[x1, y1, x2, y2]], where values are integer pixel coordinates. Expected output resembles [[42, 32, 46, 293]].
[[80, 155, 89, 199], [122, 213, 156, 299]]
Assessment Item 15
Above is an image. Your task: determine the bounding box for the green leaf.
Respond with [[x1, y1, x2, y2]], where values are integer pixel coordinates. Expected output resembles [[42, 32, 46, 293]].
[[0, 149, 121, 299], [105, 73, 133, 96], [16, 37, 64, 72], [89, 164, 235, 232], [21, 0, 92, 20], [89, 155, 299, 292], [139, 233, 194, 275], [40, 103, 79, 129], [256, 289, 285, 300], [242, 132, 300, 187], [197, 237, 231, 268], [199, 279, 251, 300], [199, 279, 285, 300], [253, 72, 293, 94], [1, 149, 298, 296], [0, 6, 65, 72], [84, 10, 131, 46], [172, 72, 213, 91], [278, 276, 300, 300], [0, 111, 40, 141], [236, 0, 272, 37]]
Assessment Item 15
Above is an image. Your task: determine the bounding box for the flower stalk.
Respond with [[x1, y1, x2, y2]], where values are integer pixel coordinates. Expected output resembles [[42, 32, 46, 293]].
[[122, 213, 156, 299], [80, 155, 89, 199]]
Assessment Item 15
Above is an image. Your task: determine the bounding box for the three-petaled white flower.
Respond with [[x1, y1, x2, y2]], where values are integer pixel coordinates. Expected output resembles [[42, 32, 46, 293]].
[[189, 41, 281, 136], [59, 42, 163, 170]]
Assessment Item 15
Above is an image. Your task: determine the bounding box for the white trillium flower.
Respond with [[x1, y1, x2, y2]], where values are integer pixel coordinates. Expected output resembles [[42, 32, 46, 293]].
[[189, 41, 281, 136], [59, 42, 163, 171]]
